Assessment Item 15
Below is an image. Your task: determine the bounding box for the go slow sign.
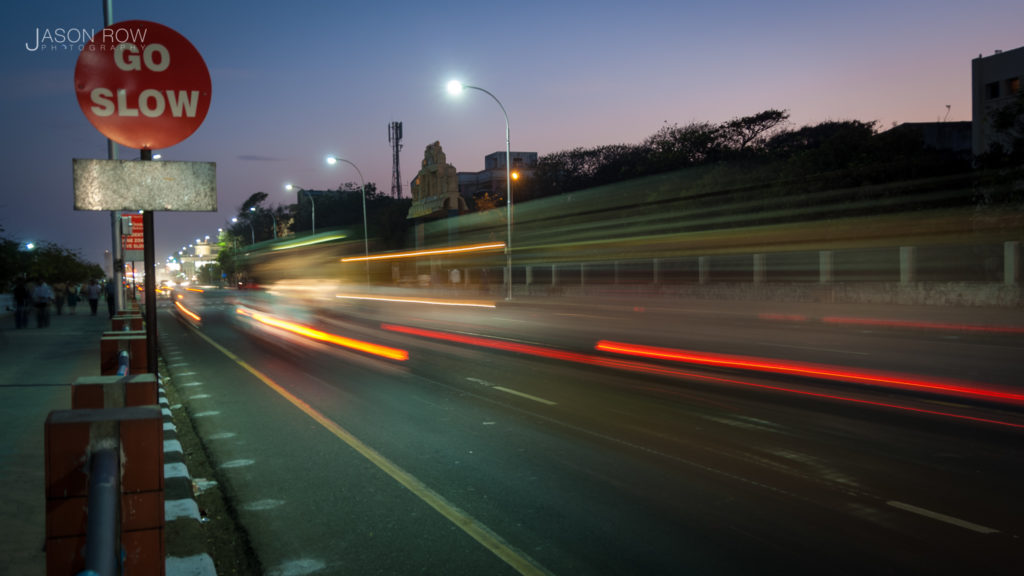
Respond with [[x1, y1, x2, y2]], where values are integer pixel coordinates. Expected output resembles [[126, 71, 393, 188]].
[[74, 20, 211, 150]]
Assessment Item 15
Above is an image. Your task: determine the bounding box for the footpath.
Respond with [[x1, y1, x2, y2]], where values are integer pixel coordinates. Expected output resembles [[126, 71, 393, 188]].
[[0, 304, 215, 575]]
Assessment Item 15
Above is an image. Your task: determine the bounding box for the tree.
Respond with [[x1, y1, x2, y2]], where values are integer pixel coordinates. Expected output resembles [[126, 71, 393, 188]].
[[641, 121, 724, 171], [720, 109, 790, 155], [978, 90, 1024, 167], [0, 236, 104, 290]]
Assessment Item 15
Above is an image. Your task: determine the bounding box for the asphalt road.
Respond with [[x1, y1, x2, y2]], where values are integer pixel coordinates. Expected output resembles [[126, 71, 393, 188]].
[[157, 289, 1024, 575]]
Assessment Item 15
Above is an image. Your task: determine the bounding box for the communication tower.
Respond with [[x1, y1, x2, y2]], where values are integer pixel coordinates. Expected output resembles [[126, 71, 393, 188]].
[[388, 121, 403, 199]]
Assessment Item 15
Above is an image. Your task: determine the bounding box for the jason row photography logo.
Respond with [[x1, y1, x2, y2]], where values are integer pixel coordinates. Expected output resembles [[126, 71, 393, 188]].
[[25, 25, 149, 52]]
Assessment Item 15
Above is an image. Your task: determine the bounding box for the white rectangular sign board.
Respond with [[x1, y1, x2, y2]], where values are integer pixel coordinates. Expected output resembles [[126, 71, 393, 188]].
[[73, 159, 217, 212]]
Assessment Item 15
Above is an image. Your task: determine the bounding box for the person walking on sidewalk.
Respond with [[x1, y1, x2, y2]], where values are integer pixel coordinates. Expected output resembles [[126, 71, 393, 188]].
[[32, 277, 54, 328], [85, 279, 101, 316], [13, 277, 31, 329], [53, 280, 67, 315], [66, 282, 80, 315], [106, 278, 117, 318]]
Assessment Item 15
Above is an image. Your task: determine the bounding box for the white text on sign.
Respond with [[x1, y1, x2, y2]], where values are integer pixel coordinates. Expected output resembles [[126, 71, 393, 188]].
[[88, 42, 201, 119]]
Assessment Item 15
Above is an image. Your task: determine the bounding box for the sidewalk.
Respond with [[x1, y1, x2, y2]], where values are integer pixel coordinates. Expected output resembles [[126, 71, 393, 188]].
[[0, 307, 112, 573], [0, 304, 215, 575]]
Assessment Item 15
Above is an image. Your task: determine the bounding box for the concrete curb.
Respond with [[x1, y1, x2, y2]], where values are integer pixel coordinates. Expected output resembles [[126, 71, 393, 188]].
[[159, 375, 218, 576]]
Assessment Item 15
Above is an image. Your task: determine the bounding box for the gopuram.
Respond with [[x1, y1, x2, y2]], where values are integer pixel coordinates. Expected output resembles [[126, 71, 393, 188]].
[[407, 141, 467, 219]]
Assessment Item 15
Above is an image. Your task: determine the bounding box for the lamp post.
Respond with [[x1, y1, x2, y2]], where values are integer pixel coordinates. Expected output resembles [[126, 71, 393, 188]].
[[285, 183, 315, 236], [249, 206, 277, 239], [232, 216, 254, 245], [325, 155, 370, 285], [447, 80, 513, 300]]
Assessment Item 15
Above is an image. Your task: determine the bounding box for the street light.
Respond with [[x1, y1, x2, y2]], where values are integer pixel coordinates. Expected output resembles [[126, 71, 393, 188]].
[[232, 216, 254, 244], [285, 183, 315, 236], [249, 206, 277, 239], [447, 79, 513, 300], [325, 155, 369, 285]]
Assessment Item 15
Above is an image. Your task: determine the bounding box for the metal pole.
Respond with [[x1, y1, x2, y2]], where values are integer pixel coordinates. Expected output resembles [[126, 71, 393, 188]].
[[83, 445, 120, 576], [141, 149, 158, 375], [103, 0, 124, 312], [465, 85, 512, 301], [305, 190, 316, 236], [332, 158, 370, 286]]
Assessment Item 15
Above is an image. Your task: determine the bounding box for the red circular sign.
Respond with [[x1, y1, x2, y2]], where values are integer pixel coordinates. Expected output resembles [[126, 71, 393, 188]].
[[74, 20, 211, 150]]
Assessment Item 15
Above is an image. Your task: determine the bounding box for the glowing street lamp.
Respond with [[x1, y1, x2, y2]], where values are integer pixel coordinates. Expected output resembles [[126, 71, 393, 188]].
[[325, 155, 369, 284], [285, 183, 315, 236], [232, 216, 254, 244], [446, 80, 513, 300]]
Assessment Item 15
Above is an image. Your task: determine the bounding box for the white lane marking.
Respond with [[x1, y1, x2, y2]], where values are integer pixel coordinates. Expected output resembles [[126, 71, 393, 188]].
[[188, 393, 212, 400], [207, 432, 236, 440], [887, 500, 1000, 534], [466, 377, 492, 387], [192, 411, 220, 418], [492, 386, 557, 406], [220, 459, 255, 469], [244, 499, 285, 511], [267, 558, 328, 576]]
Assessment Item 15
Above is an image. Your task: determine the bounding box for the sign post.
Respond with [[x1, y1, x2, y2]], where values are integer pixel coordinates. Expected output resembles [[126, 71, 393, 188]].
[[73, 20, 213, 374]]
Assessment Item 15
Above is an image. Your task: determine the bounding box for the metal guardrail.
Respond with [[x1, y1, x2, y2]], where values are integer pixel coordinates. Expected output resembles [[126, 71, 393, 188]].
[[80, 444, 121, 576], [116, 350, 130, 377]]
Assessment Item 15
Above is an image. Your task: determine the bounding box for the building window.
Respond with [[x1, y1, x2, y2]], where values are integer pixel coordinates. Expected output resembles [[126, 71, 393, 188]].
[[1008, 77, 1020, 95], [986, 81, 1000, 100]]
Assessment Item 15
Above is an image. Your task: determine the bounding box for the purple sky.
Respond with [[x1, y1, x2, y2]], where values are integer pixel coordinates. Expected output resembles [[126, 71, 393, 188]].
[[2, 0, 1022, 269]]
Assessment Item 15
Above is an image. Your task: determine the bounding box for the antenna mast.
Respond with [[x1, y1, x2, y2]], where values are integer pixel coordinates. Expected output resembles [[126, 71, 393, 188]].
[[388, 121, 403, 199]]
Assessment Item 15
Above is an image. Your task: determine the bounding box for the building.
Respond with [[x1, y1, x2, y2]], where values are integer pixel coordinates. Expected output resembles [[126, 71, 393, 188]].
[[884, 121, 972, 153], [972, 45, 1024, 156], [457, 151, 538, 208]]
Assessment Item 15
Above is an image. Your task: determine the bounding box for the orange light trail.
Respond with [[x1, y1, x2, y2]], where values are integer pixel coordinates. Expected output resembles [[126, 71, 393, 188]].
[[237, 307, 408, 361], [337, 294, 496, 308], [174, 301, 201, 322], [595, 340, 1024, 406], [381, 323, 1024, 430], [186, 287, 205, 293], [341, 242, 505, 262]]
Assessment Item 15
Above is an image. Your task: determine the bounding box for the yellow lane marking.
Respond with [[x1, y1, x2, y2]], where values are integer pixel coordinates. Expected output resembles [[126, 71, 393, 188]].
[[187, 326, 553, 576]]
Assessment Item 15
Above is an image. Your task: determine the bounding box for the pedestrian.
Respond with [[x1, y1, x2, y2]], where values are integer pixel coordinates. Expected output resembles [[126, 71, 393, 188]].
[[32, 277, 54, 328], [13, 277, 30, 329], [106, 278, 117, 319], [53, 280, 67, 315], [86, 279, 101, 316], [66, 282, 80, 315]]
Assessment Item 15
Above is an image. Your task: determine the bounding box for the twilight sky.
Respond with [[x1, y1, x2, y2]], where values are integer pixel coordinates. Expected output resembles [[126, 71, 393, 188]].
[[2, 0, 1022, 269]]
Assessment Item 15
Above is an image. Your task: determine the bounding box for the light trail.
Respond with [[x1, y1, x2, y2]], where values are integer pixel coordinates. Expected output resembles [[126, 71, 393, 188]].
[[174, 301, 201, 323], [237, 307, 408, 361], [337, 294, 496, 308], [381, 323, 1024, 429], [594, 340, 1024, 406], [341, 241, 505, 262]]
